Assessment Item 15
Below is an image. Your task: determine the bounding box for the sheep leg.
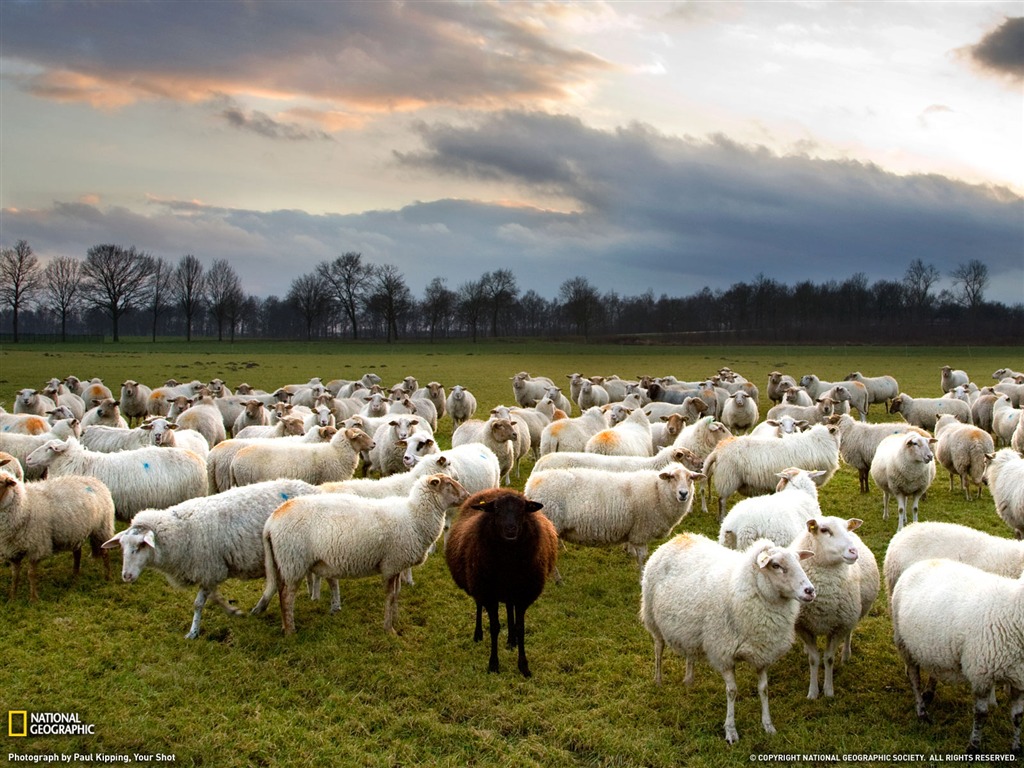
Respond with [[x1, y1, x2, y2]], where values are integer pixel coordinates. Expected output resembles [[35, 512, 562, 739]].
[[27, 560, 40, 602], [209, 588, 244, 618], [186, 588, 209, 639], [100, 549, 111, 580], [329, 579, 341, 614], [473, 602, 484, 642], [841, 630, 853, 664], [968, 692, 989, 754], [514, 604, 531, 678], [383, 573, 401, 634], [1009, 686, 1022, 754], [896, 495, 907, 532], [8, 561, 21, 600], [858, 468, 869, 494], [485, 602, 501, 674], [823, 634, 842, 697], [652, 635, 664, 685], [797, 627, 821, 699], [505, 603, 516, 650], [307, 573, 320, 601], [721, 667, 740, 744], [71, 547, 82, 579], [910, 494, 920, 526], [881, 491, 890, 521], [684, 657, 694, 686], [401, 567, 414, 586], [757, 668, 776, 735], [279, 580, 297, 635], [906, 662, 930, 722]]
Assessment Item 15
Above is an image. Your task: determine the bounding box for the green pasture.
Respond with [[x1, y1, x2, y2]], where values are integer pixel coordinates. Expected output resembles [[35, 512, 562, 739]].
[[0, 340, 1021, 767]]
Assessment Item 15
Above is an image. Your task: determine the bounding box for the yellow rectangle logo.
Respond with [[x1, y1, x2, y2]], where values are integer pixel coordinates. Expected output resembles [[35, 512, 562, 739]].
[[8, 711, 27, 737]]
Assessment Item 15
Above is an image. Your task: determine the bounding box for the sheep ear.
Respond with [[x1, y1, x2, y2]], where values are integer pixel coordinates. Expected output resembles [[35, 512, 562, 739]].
[[796, 549, 815, 561], [808, 470, 827, 479], [471, 499, 491, 511], [525, 500, 544, 514], [141, 530, 157, 549], [436, 456, 449, 467], [756, 550, 774, 569], [140, 422, 153, 431], [847, 518, 864, 531], [428, 476, 442, 488], [806, 519, 819, 533], [101, 531, 125, 550]]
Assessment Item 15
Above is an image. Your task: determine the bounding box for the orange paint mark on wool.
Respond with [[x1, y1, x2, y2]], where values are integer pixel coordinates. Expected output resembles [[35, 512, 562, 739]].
[[271, 500, 299, 519], [596, 432, 617, 445], [670, 533, 697, 549]]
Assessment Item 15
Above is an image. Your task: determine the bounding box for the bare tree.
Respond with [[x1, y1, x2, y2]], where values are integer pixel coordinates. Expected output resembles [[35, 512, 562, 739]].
[[422, 276, 456, 342], [81, 244, 156, 342], [147, 257, 171, 342], [481, 269, 519, 337], [172, 254, 205, 342], [287, 272, 333, 341], [42, 255, 83, 342], [560, 275, 603, 341], [316, 252, 372, 339], [903, 258, 941, 312], [949, 259, 989, 310], [205, 259, 243, 341], [368, 264, 413, 343], [0, 239, 44, 342]]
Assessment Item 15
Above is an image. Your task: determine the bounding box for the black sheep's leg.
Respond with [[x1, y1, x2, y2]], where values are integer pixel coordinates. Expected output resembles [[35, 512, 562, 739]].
[[486, 602, 501, 674], [515, 603, 531, 678], [474, 601, 484, 642], [505, 602, 516, 649]]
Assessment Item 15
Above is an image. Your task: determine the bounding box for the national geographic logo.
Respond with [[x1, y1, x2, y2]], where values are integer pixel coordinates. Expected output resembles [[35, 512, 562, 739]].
[[8, 712, 96, 737]]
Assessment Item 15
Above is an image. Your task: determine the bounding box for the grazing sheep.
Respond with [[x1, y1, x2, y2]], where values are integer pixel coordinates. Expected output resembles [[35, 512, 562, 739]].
[[870, 432, 936, 531], [524, 462, 703, 568], [889, 392, 972, 432], [102, 479, 321, 638], [891, 559, 1024, 754], [702, 424, 841, 519], [452, 418, 517, 484], [255, 474, 469, 634], [25, 437, 208, 522], [940, 365, 970, 394], [985, 449, 1024, 539], [539, 406, 607, 455], [0, 419, 82, 480], [230, 426, 374, 487], [844, 371, 899, 410], [791, 516, 878, 699], [718, 468, 825, 551], [0, 473, 115, 600], [721, 391, 758, 435], [828, 414, 930, 493], [640, 533, 816, 744], [933, 414, 995, 500], [884, 521, 1024, 601], [585, 407, 653, 457], [81, 397, 129, 429], [445, 385, 478, 428], [445, 488, 559, 677], [119, 380, 153, 425]]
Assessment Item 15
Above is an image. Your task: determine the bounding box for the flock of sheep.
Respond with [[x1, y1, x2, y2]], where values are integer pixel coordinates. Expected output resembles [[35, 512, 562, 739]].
[[1, 362, 1023, 753]]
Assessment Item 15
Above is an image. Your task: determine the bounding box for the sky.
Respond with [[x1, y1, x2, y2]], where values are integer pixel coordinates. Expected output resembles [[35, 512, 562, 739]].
[[1, 1, 1022, 304]]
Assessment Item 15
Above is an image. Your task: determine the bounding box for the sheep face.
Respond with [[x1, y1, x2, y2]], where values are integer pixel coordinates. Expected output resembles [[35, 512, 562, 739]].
[[902, 434, 936, 465], [102, 526, 157, 583], [141, 418, 178, 446], [401, 434, 437, 468], [754, 545, 817, 603], [659, 465, 706, 504], [24, 439, 70, 470], [805, 517, 863, 565], [470, 491, 545, 542]]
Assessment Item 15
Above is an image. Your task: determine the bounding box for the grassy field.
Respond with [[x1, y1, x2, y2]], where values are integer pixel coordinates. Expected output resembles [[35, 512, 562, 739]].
[[0, 339, 1021, 767]]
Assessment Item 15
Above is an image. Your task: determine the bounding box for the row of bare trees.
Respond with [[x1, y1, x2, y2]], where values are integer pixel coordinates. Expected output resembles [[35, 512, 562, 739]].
[[1, 240, 1017, 343]]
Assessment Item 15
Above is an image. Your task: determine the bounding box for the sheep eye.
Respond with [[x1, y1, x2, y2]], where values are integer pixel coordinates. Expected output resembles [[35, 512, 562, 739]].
[[822, 528, 832, 536], [770, 562, 781, 570]]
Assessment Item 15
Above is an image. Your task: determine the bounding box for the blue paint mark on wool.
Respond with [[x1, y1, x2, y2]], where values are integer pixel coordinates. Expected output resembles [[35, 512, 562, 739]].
[[143, 462, 150, 470], [281, 493, 289, 500]]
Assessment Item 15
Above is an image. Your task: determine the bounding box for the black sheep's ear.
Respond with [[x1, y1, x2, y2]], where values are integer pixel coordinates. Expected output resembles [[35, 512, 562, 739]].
[[525, 500, 544, 513], [471, 499, 491, 511]]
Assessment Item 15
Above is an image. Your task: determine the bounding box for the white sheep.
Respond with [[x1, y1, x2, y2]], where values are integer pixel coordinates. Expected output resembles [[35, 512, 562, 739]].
[[230, 426, 374, 487], [389, 395, 438, 432], [139, 418, 210, 461], [933, 414, 995, 500], [817, 383, 870, 421], [765, 397, 835, 427], [146, 380, 205, 417], [13, 388, 57, 416], [721, 390, 758, 435], [412, 381, 447, 421], [500, 405, 552, 459], [254, 474, 470, 634], [41, 380, 86, 420], [883, 521, 1024, 600], [452, 418, 517, 484], [702, 424, 841, 519], [206, 423, 334, 493], [585, 407, 653, 457], [643, 397, 709, 424], [1014, 409, 1024, 454], [791, 516, 878, 699], [844, 371, 899, 409], [648, 414, 689, 450], [488, 406, 531, 477], [0, 410, 51, 435], [984, 449, 1024, 539], [889, 392, 972, 432], [828, 414, 930, 493], [0, 418, 81, 480], [25, 437, 208, 522], [101, 479, 321, 638], [510, 373, 555, 408], [399, 431, 441, 471], [0, 473, 115, 601], [523, 462, 703, 568], [119, 380, 153, 425], [368, 415, 430, 477], [940, 365, 970, 394], [640, 533, 816, 744], [870, 432, 936, 531], [172, 394, 227, 447], [533, 444, 700, 475], [445, 385, 478, 428], [749, 415, 808, 438], [81, 397, 129, 429], [992, 394, 1022, 447], [577, 380, 610, 410], [231, 399, 270, 436], [539, 406, 607, 454], [233, 414, 306, 440], [0, 454, 24, 482], [891, 558, 1024, 754], [718, 467, 825, 550], [766, 371, 799, 404]]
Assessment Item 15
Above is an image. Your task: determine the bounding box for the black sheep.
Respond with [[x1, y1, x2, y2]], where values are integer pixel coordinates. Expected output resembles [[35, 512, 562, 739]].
[[445, 488, 558, 677]]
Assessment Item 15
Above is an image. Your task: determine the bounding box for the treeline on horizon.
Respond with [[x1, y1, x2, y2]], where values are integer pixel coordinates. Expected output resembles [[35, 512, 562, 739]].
[[1, 241, 1021, 345]]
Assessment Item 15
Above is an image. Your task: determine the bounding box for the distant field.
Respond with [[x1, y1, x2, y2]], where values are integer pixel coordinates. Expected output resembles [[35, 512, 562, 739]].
[[1, 339, 1021, 766]]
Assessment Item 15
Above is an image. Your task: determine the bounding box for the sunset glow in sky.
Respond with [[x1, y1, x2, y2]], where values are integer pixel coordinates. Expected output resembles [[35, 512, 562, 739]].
[[1, 1, 1021, 302]]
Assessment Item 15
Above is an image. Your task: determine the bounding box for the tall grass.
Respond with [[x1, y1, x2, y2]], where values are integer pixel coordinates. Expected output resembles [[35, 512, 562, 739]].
[[0, 341, 1020, 765]]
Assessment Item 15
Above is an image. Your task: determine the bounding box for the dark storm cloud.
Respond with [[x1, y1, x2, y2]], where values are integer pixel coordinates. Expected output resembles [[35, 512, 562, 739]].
[[965, 17, 1024, 79], [0, 1, 613, 111]]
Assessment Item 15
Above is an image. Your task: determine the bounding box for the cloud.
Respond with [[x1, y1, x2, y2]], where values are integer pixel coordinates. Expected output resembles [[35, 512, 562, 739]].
[[4, 112, 1021, 304], [219, 104, 333, 142], [0, 1, 616, 116], [963, 16, 1024, 80]]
